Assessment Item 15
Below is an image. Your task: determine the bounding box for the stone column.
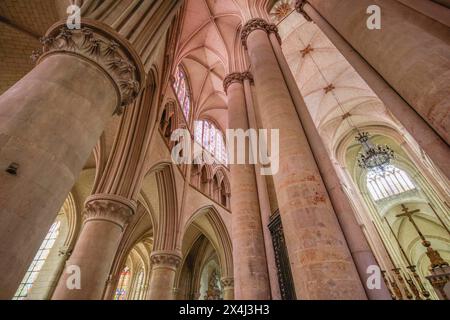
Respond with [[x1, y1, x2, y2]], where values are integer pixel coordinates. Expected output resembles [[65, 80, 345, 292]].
[[147, 251, 181, 300], [297, 0, 450, 180], [52, 194, 135, 299], [241, 18, 366, 300], [221, 277, 235, 300], [243, 74, 282, 300], [304, 0, 450, 147], [224, 73, 271, 300], [0, 19, 143, 299], [267, 22, 391, 300]]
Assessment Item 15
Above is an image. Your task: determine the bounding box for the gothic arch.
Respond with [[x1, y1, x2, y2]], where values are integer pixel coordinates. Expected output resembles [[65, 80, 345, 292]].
[[180, 206, 233, 279], [334, 124, 449, 299], [211, 166, 231, 208]]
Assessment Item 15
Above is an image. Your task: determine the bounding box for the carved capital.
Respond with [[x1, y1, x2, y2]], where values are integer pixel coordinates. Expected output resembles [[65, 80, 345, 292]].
[[33, 19, 145, 115], [220, 277, 234, 288], [295, 0, 312, 22], [150, 251, 182, 269], [241, 18, 281, 49], [223, 72, 254, 94], [83, 194, 136, 231]]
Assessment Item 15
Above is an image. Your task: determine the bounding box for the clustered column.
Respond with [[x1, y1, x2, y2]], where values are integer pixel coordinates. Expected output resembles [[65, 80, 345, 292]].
[[0, 19, 143, 299], [53, 194, 135, 299], [266, 11, 391, 300], [241, 18, 367, 299], [224, 72, 271, 300]]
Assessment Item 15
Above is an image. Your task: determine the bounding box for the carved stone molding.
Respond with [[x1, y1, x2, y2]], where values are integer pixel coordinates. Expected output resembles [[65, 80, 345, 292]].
[[241, 18, 281, 49], [83, 194, 136, 231], [220, 277, 234, 288], [295, 0, 312, 22], [150, 251, 182, 270], [33, 19, 145, 115], [223, 72, 254, 93]]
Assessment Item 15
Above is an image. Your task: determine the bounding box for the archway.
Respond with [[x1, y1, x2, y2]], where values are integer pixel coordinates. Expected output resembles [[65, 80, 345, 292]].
[[175, 206, 233, 300], [338, 129, 450, 300]]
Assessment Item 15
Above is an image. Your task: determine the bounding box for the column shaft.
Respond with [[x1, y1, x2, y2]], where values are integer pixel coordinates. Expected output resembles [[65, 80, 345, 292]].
[[0, 54, 118, 299], [269, 32, 390, 300], [226, 78, 271, 300], [0, 20, 143, 299], [243, 77, 282, 300], [52, 195, 135, 299], [147, 251, 181, 300], [243, 20, 366, 299]]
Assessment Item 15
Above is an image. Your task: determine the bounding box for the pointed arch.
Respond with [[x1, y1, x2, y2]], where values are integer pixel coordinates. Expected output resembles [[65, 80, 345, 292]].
[[181, 206, 233, 279]]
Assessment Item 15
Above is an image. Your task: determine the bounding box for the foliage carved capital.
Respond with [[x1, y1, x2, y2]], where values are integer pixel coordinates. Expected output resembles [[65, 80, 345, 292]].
[[223, 72, 254, 93], [33, 19, 145, 115], [150, 251, 182, 269], [83, 194, 136, 230], [241, 18, 281, 49]]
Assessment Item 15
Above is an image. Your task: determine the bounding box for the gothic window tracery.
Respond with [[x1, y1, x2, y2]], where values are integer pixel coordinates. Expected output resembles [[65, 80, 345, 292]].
[[173, 66, 191, 122], [131, 268, 145, 300], [366, 165, 416, 201], [114, 267, 131, 300], [194, 120, 228, 164], [13, 221, 61, 300]]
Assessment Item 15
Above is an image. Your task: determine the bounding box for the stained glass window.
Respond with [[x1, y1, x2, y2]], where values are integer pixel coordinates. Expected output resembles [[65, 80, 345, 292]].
[[131, 268, 145, 300], [13, 221, 61, 300], [366, 165, 415, 201], [173, 66, 191, 121], [194, 120, 227, 164], [114, 267, 131, 300]]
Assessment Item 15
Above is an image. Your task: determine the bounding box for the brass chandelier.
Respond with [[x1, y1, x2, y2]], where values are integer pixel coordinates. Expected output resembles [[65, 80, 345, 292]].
[[355, 132, 395, 172]]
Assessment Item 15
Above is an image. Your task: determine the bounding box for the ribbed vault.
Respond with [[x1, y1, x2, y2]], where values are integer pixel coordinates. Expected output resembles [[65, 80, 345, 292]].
[[276, 7, 398, 153]]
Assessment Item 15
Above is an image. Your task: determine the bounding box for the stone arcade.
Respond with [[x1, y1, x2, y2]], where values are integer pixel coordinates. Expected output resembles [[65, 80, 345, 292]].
[[0, 0, 449, 300]]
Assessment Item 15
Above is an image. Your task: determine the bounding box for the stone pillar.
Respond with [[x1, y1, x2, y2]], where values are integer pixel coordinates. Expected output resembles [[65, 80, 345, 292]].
[[243, 74, 282, 300], [0, 19, 143, 299], [297, 0, 450, 180], [241, 18, 366, 300], [221, 277, 235, 300], [267, 22, 391, 300], [147, 251, 181, 300], [52, 194, 135, 300], [305, 0, 450, 147], [224, 73, 271, 300]]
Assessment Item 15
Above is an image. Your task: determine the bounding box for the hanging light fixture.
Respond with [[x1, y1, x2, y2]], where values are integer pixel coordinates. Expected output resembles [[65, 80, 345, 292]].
[[297, 38, 395, 174], [355, 132, 395, 172]]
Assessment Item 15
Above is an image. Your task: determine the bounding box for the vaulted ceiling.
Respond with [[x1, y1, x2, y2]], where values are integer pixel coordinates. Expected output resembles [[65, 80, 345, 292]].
[[175, 0, 242, 131], [277, 7, 397, 153], [174, 0, 276, 131]]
